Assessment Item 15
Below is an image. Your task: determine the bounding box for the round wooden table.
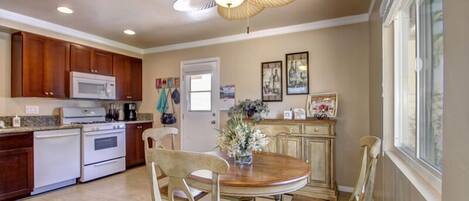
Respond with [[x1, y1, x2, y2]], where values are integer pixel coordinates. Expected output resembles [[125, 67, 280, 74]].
[[187, 151, 310, 199]]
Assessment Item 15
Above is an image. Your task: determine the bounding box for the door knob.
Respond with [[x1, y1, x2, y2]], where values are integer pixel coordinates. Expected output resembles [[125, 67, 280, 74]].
[[211, 120, 216, 125]]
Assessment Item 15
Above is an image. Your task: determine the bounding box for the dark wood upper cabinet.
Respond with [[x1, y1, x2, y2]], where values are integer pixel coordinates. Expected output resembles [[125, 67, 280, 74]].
[[11, 31, 142, 100], [11, 32, 69, 98], [92, 50, 113, 75], [70, 43, 92, 74], [130, 58, 143, 101], [70, 44, 113, 75], [44, 38, 70, 98], [113, 54, 142, 101]]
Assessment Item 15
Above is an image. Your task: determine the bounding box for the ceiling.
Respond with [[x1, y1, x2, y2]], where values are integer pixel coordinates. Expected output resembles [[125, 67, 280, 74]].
[[0, 0, 371, 49]]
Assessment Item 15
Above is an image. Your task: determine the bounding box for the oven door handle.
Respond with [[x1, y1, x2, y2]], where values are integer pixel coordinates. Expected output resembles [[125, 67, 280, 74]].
[[85, 130, 124, 136]]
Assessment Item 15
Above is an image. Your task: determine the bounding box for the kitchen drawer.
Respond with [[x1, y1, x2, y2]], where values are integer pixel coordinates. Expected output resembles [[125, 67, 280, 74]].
[[0, 132, 33, 150], [304, 125, 330, 135]]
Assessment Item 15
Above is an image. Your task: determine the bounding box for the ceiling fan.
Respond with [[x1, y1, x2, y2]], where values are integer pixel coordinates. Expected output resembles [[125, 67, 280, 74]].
[[173, 0, 295, 20]]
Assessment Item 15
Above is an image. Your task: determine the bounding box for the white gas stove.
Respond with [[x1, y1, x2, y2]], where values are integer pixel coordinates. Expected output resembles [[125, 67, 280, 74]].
[[61, 107, 126, 182]]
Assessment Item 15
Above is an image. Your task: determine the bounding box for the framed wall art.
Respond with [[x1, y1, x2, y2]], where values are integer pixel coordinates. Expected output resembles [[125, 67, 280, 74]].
[[261, 61, 283, 102], [286, 51, 309, 95], [306, 92, 338, 119]]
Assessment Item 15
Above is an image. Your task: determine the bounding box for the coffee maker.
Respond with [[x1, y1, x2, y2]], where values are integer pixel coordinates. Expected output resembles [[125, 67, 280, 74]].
[[123, 103, 137, 121]]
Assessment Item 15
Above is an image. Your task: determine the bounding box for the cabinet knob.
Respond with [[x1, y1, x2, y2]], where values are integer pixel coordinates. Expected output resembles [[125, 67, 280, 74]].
[[137, 126, 143, 129], [314, 128, 319, 132], [44, 92, 49, 95], [50, 92, 54, 96], [127, 96, 132, 99]]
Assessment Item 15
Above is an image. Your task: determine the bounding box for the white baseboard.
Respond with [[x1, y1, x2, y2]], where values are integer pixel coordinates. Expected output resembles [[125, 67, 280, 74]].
[[338, 185, 354, 193]]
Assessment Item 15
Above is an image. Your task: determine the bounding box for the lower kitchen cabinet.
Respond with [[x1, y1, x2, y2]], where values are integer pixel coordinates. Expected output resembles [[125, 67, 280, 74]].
[[126, 122, 153, 168], [0, 133, 33, 201]]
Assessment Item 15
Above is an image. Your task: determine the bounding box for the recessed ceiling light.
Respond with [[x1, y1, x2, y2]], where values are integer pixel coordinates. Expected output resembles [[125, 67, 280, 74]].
[[57, 6, 73, 14], [123, 29, 136, 35]]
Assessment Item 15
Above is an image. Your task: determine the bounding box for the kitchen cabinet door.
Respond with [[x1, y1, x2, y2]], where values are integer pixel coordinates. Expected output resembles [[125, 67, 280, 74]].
[[278, 135, 302, 159], [125, 123, 138, 168], [92, 50, 113, 75], [304, 138, 331, 188], [0, 133, 33, 201], [44, 38, 70, 98], [113, 54, 132, 100], [136, 123, 152, 165], [70, 43, 92, 73], [20, 33, 46, 97], [11, 32, 69, 98], [126, 123, 153, 168], [130, 58, 143, 101], [113, 55, 142, 101]]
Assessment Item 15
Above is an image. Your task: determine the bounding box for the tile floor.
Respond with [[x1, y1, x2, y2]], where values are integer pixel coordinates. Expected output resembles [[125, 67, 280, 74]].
[[22, 167, 349, 201]]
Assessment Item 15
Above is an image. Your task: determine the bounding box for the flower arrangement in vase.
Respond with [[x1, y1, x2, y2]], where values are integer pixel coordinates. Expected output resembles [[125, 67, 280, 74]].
[[217, 114, 268, 165], [228, 99, 269, 123]]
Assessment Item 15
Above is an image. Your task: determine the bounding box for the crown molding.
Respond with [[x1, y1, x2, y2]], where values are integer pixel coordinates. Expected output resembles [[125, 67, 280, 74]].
[[144, 13, 369, 54], [0, 8, 369, 55], [0, 8, 144, 54]]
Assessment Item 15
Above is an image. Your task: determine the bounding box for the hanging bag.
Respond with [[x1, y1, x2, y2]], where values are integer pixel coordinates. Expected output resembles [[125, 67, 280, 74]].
[[161, 89, 177, 125]]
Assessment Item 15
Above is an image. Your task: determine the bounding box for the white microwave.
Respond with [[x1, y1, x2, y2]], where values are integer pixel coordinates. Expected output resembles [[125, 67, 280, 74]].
[[70, 72, 116, 100]]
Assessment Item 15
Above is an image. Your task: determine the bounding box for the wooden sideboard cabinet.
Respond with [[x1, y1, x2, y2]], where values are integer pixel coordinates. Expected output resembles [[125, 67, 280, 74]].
[[254, 119, 337, 201]]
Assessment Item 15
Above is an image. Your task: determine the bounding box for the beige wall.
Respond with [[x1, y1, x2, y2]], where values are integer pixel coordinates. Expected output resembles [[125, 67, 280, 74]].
[[141, 22, 370, 187], [442, 0, 469, 200]]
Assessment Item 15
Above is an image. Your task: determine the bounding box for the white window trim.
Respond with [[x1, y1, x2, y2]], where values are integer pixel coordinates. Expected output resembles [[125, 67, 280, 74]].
[[385, 150, 442, 201], [382, 0, 443, 200]]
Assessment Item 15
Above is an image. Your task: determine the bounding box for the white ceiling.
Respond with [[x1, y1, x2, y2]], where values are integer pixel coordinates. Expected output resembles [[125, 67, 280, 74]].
[[0, 0, 371, 49]]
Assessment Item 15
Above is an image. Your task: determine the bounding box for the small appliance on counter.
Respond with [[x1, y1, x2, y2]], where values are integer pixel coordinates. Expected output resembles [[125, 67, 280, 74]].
[[123, 103, 137, 121]]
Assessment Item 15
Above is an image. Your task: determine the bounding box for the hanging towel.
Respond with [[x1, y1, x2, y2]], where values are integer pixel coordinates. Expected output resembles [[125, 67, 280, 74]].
[[156, 88, 168, 113]]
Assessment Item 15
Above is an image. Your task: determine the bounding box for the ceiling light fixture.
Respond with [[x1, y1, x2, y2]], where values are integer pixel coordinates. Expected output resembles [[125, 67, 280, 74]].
[[215, 0, 245, 8], [123, 29, 136, 35], [57, 6, 74, 14]]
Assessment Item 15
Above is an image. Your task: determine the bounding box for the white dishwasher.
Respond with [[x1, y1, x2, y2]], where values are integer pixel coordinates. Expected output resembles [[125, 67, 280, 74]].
[[32, 129, 81, 195]]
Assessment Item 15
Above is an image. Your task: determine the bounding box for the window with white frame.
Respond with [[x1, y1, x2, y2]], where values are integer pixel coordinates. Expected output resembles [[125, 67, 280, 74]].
[[394, 0, 443, 172]]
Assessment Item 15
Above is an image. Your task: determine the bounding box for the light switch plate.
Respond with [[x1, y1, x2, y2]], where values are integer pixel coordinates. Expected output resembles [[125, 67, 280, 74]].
[[25, 105, 39, 115]]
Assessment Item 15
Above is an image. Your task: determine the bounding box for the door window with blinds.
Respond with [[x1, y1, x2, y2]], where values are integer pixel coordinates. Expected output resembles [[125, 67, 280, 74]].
[[188, 73, 212, 111], [394, 0, 443, 172]]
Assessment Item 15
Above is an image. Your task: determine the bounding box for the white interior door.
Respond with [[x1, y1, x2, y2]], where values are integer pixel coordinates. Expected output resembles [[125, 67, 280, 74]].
[[181, 58, 220, 152]]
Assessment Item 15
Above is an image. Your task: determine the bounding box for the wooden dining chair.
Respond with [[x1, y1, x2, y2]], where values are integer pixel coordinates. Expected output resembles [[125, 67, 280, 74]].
[[143, 127, 179, 180], [348, 136, 382, 201], [143, 128, 229, 201], [149, 148, 230, 201]]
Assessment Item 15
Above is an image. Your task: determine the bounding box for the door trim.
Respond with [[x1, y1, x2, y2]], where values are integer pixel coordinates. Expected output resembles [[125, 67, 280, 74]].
[[180, 57, 220, 151]]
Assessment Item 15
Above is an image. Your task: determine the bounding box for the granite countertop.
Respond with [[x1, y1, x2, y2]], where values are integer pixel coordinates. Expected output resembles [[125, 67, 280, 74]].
[[0, 125, 83, 136], [119, 120, 154, 124], [0, 121, 154, 136]]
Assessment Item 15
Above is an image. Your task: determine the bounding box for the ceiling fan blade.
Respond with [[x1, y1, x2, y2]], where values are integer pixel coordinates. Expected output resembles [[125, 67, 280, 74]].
[[217, 0, 264, 20], [252, 0, 295, 8], [173, 0, 217, 12]]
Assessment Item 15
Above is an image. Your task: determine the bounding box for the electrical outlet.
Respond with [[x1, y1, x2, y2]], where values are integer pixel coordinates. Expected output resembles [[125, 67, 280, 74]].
[[25, 105, 39, 115]]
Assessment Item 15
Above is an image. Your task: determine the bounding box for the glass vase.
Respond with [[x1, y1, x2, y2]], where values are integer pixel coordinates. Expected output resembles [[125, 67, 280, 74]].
[[234, 152, 253, 165]]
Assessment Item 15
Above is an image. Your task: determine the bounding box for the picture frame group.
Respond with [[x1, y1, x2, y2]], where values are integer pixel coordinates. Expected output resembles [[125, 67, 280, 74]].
[[261, 51, 310, 102]]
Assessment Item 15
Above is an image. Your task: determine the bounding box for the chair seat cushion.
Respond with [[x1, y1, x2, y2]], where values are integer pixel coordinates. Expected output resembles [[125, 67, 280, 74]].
[[159, 185, 208, 201]]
